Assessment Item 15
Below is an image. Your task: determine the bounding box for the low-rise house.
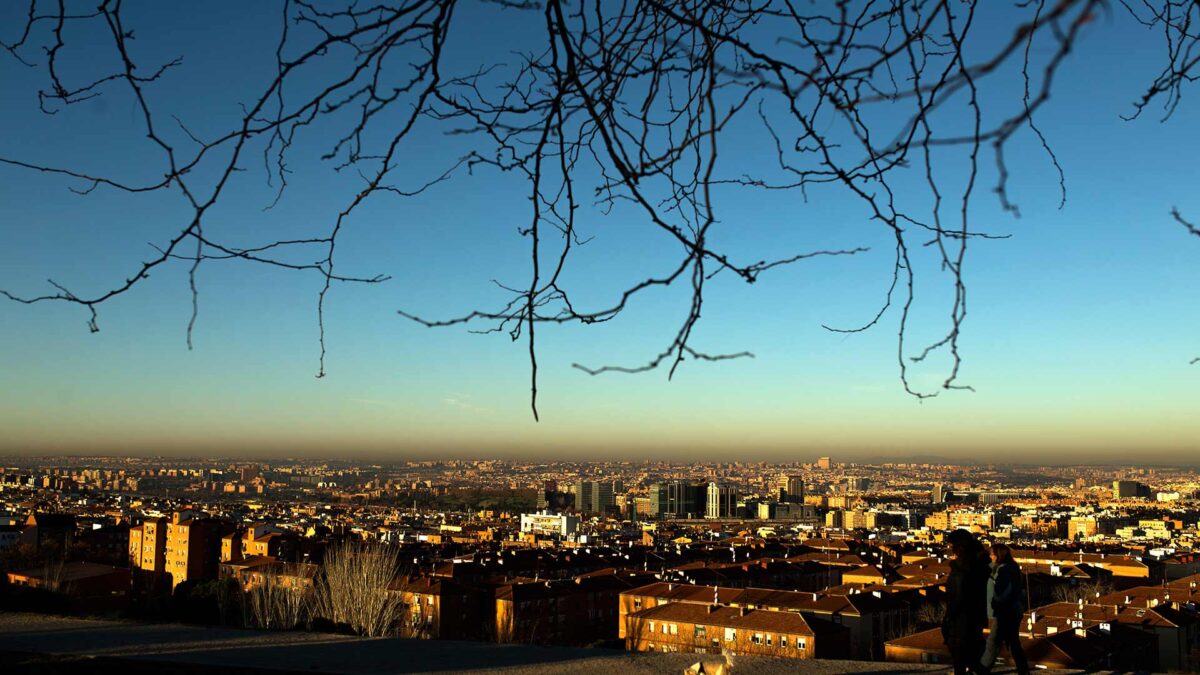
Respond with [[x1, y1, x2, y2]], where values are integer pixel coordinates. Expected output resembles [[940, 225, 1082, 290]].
[[1063, 591, 1200, 672], [887, 603, 1165, 671], [495, 572, 649, 645], [624, 601, 847, 658], [885, 625, 1117, 670], [6, 561, 130, 611], [619, 581, 907, 660], [388, 575, 488, 640], [1010, 548, 1159, 583]]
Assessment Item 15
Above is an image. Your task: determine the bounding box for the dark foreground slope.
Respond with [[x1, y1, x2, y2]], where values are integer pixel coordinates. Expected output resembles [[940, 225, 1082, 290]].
[[0, 612, 1089, 675]]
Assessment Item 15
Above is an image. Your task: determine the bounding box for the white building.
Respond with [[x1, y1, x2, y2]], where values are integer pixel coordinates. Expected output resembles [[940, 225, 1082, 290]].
[[705, 482, 737, 519], [520, 511, 579, 537]]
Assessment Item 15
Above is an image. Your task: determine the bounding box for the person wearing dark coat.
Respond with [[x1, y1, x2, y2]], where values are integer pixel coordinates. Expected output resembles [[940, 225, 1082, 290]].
[[942, 529, 991, 674], [982, 543, 1031, 674]]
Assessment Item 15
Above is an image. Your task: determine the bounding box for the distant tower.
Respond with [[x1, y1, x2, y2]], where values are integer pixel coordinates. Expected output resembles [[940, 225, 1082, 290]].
[[574, 480, 615, 515], [705, 482, 736, 519], [1112, 479, 1150, 500], [817, 457, 832, 470], [931, 483, 946, 504], [776, 475, 804, 503]]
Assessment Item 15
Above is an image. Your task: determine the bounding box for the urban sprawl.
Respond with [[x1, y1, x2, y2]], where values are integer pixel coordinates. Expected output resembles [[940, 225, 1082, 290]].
[[1, 457, 1199, 671]]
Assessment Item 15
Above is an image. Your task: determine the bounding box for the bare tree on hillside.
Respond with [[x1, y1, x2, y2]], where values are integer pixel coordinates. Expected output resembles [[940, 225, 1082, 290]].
[[1052, 579, 1113, 605], [311, 540, 401, 637], [38, 558, 65, 594], [916, 599, 946, 627], [247, 571, 313, 630]]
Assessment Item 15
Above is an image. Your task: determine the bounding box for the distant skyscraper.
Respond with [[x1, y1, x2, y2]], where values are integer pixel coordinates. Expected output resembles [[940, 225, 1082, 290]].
[[650, 481, 704, 518], [931, 483, 946, 504], [1112, 479, 1151, 500], [574, 480, 615, 514], [847, 477, 871, 492], [817, 457, 832, 470], [776, 475, 804, 503], [705, 482, 737, 519], [536, 484, 566, 512], [573, 480, 591, 512], [594, 481, 615, 513]]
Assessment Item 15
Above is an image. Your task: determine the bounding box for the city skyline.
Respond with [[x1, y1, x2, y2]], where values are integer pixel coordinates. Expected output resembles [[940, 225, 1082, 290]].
[[1, 451, 1198, 671]]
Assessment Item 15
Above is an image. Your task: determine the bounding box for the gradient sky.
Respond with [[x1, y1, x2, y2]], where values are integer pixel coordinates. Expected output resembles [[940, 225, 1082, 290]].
[[1, 2, 1197, 462]]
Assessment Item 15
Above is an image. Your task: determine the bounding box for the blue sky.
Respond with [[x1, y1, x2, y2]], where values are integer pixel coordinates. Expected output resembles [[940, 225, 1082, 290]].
[[0, 1, 1197, 462]]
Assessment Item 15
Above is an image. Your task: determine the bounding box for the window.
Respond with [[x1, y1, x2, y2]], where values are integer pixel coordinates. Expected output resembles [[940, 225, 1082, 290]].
[[634, 599, 642, 609], [669, 623, 678, 635], [751, 633, 763, 645], [766, 634, 773, 647], [649, 621, 656, 633], [798, 637, 807, 650], [661, 623, 669, 634], [694, 625, 707, 639], [780, 636, 789, 649], [724, 628, 736, 642]]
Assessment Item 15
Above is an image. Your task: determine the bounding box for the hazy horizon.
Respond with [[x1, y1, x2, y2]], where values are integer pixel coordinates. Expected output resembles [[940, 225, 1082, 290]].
[[1, 441, 1197, 467]]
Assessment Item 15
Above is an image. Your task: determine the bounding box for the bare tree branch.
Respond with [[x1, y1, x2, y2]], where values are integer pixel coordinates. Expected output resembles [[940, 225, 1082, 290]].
[[1, 0, 1196, 417]]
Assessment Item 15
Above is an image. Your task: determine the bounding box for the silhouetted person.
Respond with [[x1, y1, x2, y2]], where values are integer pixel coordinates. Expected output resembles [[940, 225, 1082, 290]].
[[982, 543, 1030, 674], [943, 529, 990, 674]]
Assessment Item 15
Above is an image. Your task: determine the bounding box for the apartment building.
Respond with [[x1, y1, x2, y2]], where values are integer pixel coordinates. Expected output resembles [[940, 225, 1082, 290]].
[[620, 581, 906, 660], [128, 516, 168, 574], [624, 602, 846, 658], [163, 512, 234, 589], [388, 575, 488, 640], [495, 572, 651, 645]]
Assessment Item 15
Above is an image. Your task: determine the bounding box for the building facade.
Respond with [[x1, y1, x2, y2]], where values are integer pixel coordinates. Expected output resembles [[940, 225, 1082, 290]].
[[706, 482, 737, 519]]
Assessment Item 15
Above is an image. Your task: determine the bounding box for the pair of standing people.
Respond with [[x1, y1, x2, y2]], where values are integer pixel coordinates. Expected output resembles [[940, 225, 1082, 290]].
[[942, 530, 1030, 675]]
